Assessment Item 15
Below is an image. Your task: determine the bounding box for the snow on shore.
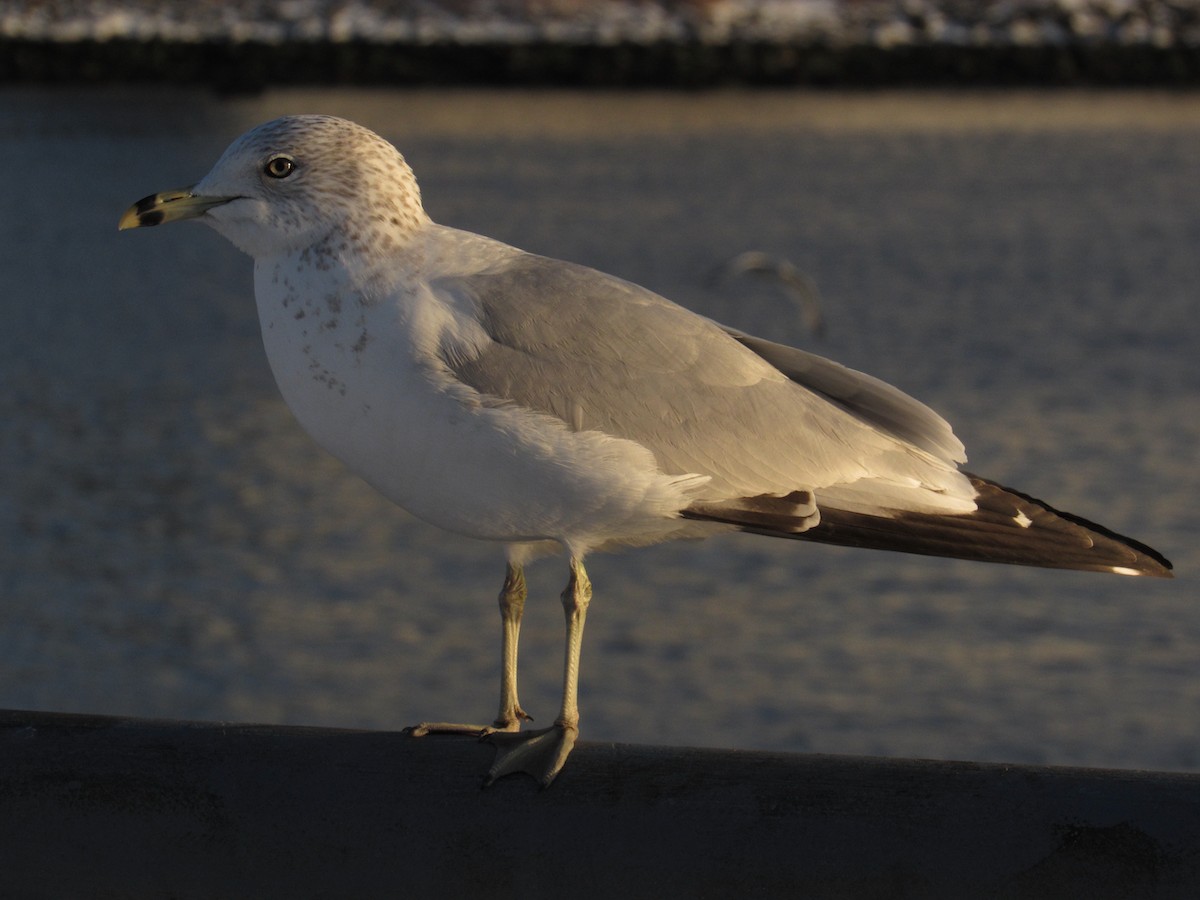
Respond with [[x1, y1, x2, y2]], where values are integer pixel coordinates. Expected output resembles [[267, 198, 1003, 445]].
[[4, 0, 1199, 48]]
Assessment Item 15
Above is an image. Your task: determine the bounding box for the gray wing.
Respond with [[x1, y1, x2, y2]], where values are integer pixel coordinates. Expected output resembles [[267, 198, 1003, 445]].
[[721, 330, 965, 464], [430, 249, 1173, 578], [435, 252, 966, 504]]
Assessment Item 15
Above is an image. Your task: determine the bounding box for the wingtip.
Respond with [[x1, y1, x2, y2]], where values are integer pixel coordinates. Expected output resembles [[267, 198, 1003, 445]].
[[730, 474, 1176, 580], [1112, 558, 1174, 579]]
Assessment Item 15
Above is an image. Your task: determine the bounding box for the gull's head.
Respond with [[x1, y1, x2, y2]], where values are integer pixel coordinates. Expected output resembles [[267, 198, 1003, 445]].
[[119, 115, 429, 259]]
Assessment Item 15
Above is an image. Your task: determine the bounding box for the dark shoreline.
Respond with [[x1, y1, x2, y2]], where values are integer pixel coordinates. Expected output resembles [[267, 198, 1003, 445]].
[[5, 38, 1200, 91]]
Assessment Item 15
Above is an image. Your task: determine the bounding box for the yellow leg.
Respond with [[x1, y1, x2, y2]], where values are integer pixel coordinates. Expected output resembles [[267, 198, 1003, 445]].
[[486, 557, 591, 787], [493, 562, 532, 731], [406, 562, 533, 738]]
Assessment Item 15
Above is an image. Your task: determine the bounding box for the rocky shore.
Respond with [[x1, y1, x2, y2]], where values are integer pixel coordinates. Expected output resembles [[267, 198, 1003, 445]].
[[4, 2, 1200, 89]]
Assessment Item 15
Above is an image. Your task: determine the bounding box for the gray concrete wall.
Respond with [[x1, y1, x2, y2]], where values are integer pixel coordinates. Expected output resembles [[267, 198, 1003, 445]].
[[2, 709, 1198, 898]]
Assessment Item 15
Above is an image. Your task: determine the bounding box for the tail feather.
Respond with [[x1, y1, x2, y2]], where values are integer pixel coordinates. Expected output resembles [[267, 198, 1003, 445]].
[[684, 474, 1173, 578]]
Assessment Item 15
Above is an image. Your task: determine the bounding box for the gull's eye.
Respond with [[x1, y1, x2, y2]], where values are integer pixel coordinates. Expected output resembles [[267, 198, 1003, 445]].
[[264, 155, 295, 179]]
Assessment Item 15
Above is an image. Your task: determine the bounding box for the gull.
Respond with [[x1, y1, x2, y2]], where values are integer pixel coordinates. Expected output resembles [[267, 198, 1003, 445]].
[[711, 250, 826, 338], [120, 115, 1172, 786]]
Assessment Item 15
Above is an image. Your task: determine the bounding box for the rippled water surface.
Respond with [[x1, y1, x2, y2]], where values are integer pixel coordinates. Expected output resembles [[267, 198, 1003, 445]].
[[1, 88, 1197, 770]]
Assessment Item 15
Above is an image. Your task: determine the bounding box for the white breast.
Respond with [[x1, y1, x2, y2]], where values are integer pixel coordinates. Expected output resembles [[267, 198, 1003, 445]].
[[251, 253, 704, 552]]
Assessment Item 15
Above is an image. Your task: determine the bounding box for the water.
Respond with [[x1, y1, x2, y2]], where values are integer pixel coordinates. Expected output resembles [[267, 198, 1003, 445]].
[[1, 88, 1197, 771]]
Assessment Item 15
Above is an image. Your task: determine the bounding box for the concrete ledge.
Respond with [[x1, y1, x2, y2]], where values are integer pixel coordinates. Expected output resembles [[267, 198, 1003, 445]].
[[1, 708, 1198, 898]]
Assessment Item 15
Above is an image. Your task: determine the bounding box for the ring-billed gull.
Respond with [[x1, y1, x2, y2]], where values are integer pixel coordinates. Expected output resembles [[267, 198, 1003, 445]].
[[120, 115, 1172, 786]]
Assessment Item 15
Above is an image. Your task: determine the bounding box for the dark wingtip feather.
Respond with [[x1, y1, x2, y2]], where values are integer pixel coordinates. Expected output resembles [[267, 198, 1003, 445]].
[[963, 475, 1173, 578], [685, 474, 1173, 578]]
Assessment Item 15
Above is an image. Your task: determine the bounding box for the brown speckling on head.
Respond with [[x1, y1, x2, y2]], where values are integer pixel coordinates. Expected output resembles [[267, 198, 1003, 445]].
[[352, 329, 371, 356], [191, 115, 431, 262]]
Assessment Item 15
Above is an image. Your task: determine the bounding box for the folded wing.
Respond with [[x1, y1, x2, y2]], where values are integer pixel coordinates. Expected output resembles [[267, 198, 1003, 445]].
[[435, 246, 1171, 577]]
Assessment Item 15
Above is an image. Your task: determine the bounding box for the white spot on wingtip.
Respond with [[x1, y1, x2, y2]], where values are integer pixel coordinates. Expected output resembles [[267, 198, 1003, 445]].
[[1111, 566, 1143, 576], [1014, 510, 1033, 529]]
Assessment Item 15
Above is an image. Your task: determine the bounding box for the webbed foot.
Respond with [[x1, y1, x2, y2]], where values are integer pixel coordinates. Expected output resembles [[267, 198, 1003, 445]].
[[404, 709, 531, 739], [405, 722, 488, 738], [484, 723, 578, 787]]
